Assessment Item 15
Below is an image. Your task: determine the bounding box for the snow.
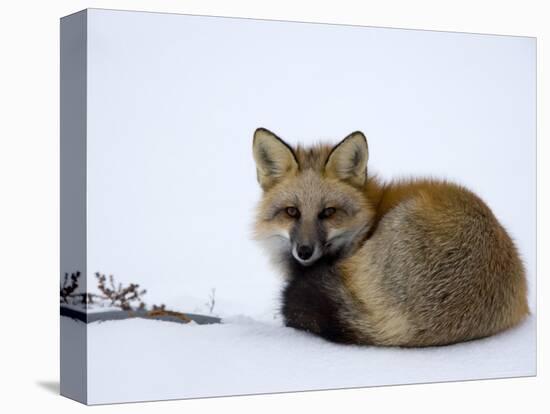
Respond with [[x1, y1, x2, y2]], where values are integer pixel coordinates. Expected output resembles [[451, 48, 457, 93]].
[[81, 313, 536, 405]]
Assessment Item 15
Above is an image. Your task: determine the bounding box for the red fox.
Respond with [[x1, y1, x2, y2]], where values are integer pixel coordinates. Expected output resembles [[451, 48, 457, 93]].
[[252, 128, 529, 346]]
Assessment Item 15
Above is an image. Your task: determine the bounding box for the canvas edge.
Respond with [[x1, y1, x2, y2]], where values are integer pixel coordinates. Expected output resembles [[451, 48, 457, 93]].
[[60, 8, 88, 405]]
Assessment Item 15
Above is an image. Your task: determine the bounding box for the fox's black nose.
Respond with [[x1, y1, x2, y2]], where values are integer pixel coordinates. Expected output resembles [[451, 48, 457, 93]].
[[297, 245, 314, 260]]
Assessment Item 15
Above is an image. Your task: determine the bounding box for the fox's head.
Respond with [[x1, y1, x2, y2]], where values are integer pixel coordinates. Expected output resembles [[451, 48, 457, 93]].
[[253, 128, 375, 268]]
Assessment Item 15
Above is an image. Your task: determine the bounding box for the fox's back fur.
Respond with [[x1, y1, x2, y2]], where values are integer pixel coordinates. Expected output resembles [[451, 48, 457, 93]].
[[252, 128, 529, 347]]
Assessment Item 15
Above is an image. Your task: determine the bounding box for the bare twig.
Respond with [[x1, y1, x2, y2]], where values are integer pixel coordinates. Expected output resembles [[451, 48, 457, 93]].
[[60, 271, 81, 304], [96, 272, 147, 311], [206, 288, 216, 314]]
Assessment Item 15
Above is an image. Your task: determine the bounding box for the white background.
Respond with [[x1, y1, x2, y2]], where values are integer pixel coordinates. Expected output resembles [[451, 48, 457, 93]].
[[87, 8, 535, 319], [0, 0, 548, 413]]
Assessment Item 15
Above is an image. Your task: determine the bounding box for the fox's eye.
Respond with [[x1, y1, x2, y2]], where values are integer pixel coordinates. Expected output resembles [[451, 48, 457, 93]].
[[319, 207, 336, 219], [286, 207, 300, 218]]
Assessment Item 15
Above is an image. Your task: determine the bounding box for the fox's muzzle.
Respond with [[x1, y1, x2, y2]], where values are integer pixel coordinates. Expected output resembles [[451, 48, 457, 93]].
[[289, 218, 326, 265], [296, 244, 314, 260], [291, 242, 323, 266]]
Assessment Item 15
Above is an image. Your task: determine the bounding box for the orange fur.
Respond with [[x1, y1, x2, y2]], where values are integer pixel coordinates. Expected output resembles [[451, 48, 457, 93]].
[[253, 128, 529, 346]]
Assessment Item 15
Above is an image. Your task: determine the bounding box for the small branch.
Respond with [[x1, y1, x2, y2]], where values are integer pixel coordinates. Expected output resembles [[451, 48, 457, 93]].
[[206, 288, 216, 314]]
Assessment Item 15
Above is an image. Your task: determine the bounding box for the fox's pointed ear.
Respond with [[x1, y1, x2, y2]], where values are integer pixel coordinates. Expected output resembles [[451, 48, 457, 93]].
[[325, 131, 368, 187], [253, 128, 299, 191]]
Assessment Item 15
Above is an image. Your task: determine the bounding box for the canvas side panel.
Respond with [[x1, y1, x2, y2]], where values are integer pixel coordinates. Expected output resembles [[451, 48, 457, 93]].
[[60, 9, 87, 405]]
